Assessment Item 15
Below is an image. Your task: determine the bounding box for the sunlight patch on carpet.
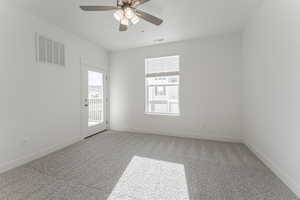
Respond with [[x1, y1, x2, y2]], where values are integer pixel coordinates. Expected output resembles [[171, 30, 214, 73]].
[[107, 156, 189, 200]]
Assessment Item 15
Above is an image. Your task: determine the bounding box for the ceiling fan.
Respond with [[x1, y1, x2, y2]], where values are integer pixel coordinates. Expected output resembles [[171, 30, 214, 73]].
[[80, 0, 163, 32]]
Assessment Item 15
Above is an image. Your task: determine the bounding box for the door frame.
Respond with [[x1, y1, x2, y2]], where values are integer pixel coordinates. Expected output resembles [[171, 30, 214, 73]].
[[80, 64, 107, 138]]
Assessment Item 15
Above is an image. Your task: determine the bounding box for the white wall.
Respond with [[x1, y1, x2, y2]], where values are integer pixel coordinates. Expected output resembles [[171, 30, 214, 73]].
[[0, 3, 108, 173], [110, 33, 242, 142], [242, 0, 300, 197]]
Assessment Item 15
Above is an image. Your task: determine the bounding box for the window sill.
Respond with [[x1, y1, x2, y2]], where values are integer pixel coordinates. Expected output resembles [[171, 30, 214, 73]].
[[144, 112, 180, 117]]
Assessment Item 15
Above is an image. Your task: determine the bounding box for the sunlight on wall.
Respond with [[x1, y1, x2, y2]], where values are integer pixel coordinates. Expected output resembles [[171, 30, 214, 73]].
[[107, 156, 190, 200]]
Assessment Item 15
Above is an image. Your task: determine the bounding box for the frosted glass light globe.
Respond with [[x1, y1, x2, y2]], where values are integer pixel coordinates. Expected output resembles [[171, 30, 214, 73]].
[[131, 15, 140, 24], [114, 9, 124, 21], [120, 17, 129, 26], [124, 7, 135, 19]]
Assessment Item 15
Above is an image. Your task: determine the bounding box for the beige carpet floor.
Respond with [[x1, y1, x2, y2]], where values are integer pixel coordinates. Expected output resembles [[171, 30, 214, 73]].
[[0, 131, 298, 200]]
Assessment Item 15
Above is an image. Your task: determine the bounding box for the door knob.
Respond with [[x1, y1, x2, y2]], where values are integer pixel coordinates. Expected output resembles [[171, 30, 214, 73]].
[[84, 98, 88, 107]]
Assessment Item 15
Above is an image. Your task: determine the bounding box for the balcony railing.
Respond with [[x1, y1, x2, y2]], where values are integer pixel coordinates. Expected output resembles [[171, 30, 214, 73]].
[[88, 98, 103, 126]]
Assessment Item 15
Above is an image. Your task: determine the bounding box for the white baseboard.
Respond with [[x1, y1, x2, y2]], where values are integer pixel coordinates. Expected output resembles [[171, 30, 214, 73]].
[[245, 141, 300, 198], [0, 136, 82, 174], [111, 127, 242, 143]]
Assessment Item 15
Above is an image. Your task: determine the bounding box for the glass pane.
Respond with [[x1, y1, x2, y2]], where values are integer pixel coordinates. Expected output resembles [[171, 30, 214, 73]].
[[169, 102, 179, 113], [167, 85, 179, 100], [146, 56, 179, 74], [150, 102, 168, 113], [146, 76, 179, 115], [88, 71, 103, 127], [156, 86, 166, 96]]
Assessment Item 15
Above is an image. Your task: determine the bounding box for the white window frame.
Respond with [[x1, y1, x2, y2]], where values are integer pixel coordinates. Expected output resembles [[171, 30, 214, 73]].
[[145, 56, 180, 116]]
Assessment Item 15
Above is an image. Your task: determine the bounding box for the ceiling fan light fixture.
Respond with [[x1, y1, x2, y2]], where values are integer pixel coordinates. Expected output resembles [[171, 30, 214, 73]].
[[124, 7, 135, 19], [131, 15, 140, 24], [80, 0, 164, 32], [113, 9, 124, 21]]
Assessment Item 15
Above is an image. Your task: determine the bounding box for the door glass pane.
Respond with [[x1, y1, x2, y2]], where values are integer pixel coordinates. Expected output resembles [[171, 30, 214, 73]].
[[88, 71, 103, 127]]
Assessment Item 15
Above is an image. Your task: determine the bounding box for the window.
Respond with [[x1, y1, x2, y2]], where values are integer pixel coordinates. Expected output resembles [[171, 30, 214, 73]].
[[145, 56, 180, 115]]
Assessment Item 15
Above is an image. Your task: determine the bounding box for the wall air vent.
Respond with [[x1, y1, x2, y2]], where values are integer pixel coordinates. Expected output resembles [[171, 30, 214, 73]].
[[35, 33, 65, 66]]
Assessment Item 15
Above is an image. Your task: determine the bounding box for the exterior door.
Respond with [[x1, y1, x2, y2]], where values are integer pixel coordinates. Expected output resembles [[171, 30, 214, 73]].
[[81, 66, 107, 138]]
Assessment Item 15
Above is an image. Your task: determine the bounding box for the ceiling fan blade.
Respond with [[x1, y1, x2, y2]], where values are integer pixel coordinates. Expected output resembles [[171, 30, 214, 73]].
[[135, 9, 163, 25], [132, 0, 150, 7], [119, 23, 128, 32], [80, 6, 117, 11]]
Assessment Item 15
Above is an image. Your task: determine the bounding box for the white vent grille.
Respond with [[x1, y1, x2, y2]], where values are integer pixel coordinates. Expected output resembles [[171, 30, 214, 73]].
[[35, 33, 65, 66]]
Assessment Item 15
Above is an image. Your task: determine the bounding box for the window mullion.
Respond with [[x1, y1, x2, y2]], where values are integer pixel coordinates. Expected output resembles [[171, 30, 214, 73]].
[[146, 71, 179, 78]]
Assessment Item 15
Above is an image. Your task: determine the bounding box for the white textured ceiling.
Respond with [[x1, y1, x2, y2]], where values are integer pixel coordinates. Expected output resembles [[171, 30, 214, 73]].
[[9, 0, 262, 51]]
